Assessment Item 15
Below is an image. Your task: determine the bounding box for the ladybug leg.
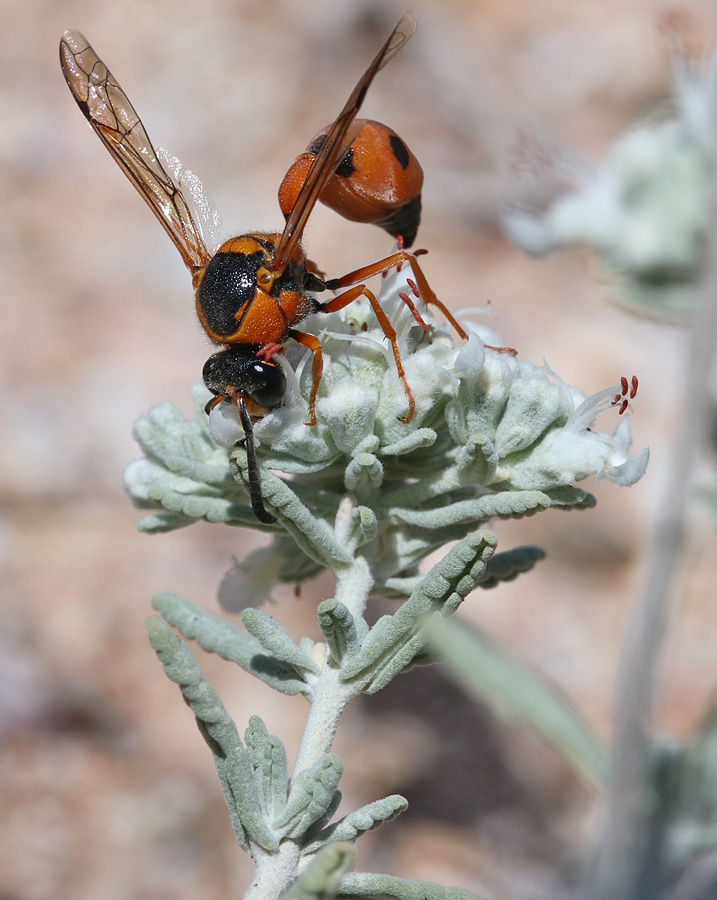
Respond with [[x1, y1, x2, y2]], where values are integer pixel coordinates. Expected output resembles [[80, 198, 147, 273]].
[[326, 251, 468, 341], [289, 329, 323, 426], [321, 285, 416, 423]]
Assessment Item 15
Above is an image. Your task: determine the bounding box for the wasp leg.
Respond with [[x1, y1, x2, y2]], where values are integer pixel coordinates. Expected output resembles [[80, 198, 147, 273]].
[[205, 393, 226, 415], [325, 251, 468, 341], [289, 329, 323, 426], [321, 284, 416, 424]]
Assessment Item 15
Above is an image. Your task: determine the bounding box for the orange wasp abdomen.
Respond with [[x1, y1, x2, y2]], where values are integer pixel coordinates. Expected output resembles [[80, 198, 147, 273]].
[[278, 119, 424, 246]]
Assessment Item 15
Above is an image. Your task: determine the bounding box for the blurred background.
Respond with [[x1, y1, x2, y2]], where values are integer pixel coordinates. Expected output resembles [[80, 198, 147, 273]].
[[2, 0, 716, 898]]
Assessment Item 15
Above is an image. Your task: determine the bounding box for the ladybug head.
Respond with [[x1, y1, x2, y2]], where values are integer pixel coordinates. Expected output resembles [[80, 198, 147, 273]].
[[203, 347, 287, 415]]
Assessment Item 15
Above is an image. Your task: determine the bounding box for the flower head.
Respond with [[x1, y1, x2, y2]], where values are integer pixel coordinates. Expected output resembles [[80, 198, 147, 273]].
[[125, 264, 648, 594]]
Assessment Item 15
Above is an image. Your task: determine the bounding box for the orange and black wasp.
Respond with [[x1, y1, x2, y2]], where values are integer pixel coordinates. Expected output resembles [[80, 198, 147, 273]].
[[59, 15, 467, 524]]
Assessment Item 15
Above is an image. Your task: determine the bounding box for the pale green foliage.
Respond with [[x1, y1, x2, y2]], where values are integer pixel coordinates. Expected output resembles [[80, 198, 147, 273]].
[[131, 268, 648, 900]]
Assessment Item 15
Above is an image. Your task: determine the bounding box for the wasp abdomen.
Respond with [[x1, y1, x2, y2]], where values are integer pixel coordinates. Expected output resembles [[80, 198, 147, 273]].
[[278, 119, 424, 247]]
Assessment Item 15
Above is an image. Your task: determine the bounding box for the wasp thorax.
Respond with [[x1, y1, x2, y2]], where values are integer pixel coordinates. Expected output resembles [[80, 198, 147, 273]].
[[196, 251, 265, 338], [203, 347, 287, 412]]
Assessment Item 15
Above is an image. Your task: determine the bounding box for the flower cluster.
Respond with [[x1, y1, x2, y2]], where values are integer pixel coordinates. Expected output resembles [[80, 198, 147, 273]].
[[124, 267, 647, 600]]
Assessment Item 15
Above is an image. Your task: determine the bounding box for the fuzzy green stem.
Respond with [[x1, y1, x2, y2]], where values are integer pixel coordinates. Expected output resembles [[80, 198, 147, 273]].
[[245, 844, 303, 900], [294, 556, 372, 771], [246, 555, 372, 900]]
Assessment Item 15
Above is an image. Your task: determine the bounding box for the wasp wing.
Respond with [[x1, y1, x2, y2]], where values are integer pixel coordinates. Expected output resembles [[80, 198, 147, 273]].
[[271, 12, 416, 275], [60, 30, 213, 272]]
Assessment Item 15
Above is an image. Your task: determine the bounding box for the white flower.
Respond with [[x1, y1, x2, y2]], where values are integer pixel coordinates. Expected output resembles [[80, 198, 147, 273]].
[[126, 258, 648, 555]]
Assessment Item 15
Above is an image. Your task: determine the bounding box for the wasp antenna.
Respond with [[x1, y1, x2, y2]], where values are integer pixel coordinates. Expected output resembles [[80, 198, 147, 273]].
[[238, 398, 277, 525]]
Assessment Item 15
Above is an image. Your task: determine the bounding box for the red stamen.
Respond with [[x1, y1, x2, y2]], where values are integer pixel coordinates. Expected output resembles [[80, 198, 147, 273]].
[[406, 277, 421, 299], [610, 374, 639, 415], [398, 291, 428, 330]]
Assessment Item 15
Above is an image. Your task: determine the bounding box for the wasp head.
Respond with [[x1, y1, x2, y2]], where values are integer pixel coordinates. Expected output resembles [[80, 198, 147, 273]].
[[203, 347, 287, 417]]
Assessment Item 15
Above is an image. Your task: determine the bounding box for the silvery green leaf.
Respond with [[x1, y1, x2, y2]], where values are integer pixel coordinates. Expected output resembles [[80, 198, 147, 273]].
[[391, 491, 553, 528], [341, 531, 497, 692], [317, 600, 360, 666], [147, 616, 239, 754], [133, 401, 219, 467], [380, 466, 464, 508], [146, 617, 277, 851], [480, 546, 546, 588], [455, 435, 499, 484], [124, 456, 260, 526], [274, 755, 344, 839], [142, 485, 256, 524], [663, 703, 717, 870], [302, 795, 408, 855], [230, 450, 352, 569], [544, 486, 597, 509], [362, 632, 431, 694], [344, 505, 379, 552], [380, 428, 438, 456], [338, 872, 489, 900], [426, 615, 608, 788], [284, 842, 355, 900], [153, 593, 309, 696], [344, 453, 384, 491], [244, 716, 289, 821], [241, 608, 320, 675], [259, 452, 343, 474], [301, 790, 343, 846], [136, 511, 196, 533]]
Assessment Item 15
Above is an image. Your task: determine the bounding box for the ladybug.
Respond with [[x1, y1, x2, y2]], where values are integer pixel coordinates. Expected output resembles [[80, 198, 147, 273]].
[[59, 15, 467, 524], [278, 119, 423, 247]]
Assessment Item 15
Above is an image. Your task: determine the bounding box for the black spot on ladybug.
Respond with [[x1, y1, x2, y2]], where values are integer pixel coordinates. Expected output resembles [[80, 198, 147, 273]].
[[334, 147, 356, 178], [389, 134, 410, 169]]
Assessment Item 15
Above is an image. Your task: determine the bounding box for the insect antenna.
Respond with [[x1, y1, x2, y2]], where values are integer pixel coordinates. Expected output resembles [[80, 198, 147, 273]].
[[238, 398, 277, 525]]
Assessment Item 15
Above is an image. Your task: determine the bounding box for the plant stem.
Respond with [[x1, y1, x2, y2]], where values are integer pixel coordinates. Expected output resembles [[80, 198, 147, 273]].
[[247, 554, 373, 900], [295, 553, 372, 768], [588, 173, 717, 899]]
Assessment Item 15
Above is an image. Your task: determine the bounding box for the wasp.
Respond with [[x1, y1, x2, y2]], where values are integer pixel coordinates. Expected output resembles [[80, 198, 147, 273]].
[[59, 15, 467, 524]]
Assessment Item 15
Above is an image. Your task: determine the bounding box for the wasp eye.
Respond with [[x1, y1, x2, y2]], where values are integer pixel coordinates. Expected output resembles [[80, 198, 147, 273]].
[[203, 349, 287, 412], [247, 360, 286, 409]]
